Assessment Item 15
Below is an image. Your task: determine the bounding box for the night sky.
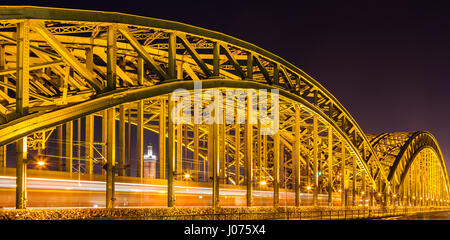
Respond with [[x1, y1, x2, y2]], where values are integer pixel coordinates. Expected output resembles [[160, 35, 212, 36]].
[[4, 0, 450, 173]]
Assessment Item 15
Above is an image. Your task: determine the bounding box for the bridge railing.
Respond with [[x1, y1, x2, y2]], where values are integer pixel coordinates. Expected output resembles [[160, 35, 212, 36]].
[[92, 206, 449, 220]]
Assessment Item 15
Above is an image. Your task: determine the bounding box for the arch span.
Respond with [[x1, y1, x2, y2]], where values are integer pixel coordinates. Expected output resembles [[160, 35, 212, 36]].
[[370, 131, 450, 205], [0, 6, 447, 208]]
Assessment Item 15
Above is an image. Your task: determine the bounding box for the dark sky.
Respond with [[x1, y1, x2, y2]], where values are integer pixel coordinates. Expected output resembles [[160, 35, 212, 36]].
[[5, 0, 450, 173]]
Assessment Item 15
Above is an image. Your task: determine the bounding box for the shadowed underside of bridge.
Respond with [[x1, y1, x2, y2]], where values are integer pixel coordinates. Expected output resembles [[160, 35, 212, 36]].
[[0, 6, 448, 210]]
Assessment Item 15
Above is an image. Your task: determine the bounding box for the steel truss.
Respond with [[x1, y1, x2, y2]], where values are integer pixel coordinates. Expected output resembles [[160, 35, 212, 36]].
[[0, 6, 447, 209]]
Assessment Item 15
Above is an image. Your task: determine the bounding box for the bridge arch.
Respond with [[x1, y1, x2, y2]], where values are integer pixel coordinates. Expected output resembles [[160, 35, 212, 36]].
[[370, 131, 450, 205], [0, 6, 447, 208]]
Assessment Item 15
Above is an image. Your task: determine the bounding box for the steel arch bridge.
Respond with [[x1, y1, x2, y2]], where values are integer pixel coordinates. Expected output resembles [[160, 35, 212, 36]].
[[0, 6, 448, 209]]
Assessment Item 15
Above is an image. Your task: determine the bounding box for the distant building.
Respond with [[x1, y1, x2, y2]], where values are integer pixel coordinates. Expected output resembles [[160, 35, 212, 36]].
[[143, 144, 157, 179]]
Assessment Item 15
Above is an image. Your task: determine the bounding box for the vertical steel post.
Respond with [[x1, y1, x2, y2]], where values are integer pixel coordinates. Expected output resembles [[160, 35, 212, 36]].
[[65, 121, 73, 174], [77, 118, 81, 177], [136, 100, 144, 178], [16, 21, 29, 115], [127, 108, 131, 177], [102, 110, 107, 174], [118, 105, 125, 176], [208, 125, 213, 182], [362, 171, 366, 206], [57, 125, 63, 171], [85, 115, 94, 175], [245, 93, 254, 207], [235, 116, 240, 185], [212, 103, 220, 208], [106, 24, 117, 91], [0, 44, 5, 94], [0, 145, 5, 169], [221, 116, 226, 184], [293, 105, 301, 206], [327, 126, 333, 206], [15, 20, 29, 209], [273, 125, 280, 207], [352, 155, 356, 206], [194, 123, 199, 182], [177, 119, 182, 177], [312, 115, 319, 206], [168, 32, 176, 79], [341, 142, 346, 207], [167, 94, 176, 207], [106, 108, 116, 208], [213, 42, 220, 77], [256, 121, 261, 187], [137, 56, 144, 85], [247, 52, 253, 79], [159, 99, 166, 179], [273, 63, 279, 85], [16, 137, 27, 209]]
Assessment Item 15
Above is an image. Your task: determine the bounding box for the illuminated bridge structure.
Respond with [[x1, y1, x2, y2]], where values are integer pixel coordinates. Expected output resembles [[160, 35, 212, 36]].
[[0, 6, 448, 210]]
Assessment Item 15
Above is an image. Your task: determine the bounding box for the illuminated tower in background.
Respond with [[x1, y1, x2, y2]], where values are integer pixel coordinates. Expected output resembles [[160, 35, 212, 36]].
[[143, 144, 157, 179]]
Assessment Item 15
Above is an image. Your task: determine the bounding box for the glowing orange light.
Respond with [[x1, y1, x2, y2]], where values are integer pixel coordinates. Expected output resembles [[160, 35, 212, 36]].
[[361, 191, 365, 195], [306, 185, 312, 190], [259, 181, 267, 186], [338, 189, 342, 193], [37, 161, 45, 166], [393, 194, 397, 198], [183, 173, 191, 179], [377, 192, 382, 197]]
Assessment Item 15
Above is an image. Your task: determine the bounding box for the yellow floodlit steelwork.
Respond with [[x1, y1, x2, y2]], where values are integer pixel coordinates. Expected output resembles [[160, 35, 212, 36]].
[[0, 6, 447, 210]]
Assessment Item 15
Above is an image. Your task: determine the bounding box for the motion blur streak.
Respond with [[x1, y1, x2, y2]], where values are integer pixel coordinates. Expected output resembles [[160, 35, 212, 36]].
[[0, 176, 337, 208]]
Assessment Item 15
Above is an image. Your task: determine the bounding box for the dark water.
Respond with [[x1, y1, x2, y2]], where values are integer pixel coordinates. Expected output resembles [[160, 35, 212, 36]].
[[386, 211, 450, 220]]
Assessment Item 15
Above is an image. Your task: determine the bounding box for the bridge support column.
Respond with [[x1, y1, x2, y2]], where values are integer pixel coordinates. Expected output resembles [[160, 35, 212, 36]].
[[85, 115, 94, 176], [118, 105, 125, 176], [136, 100, 144, 178], [312, 115, 319, 207], [16, 138, 27, 209], [177, 116, 182, 178], [106, 24, 117, 91], [341, 142, 346, 207], [327, 126, 333, 207], [159, 99, 166, 179], [57, 125, 63, 171], [212, 111, 220, 208], [245, 92, 254, 207], [352, 155, 356, 206], [15, 20, 29, 209], [193, 123, 199, 182], [234, 119, 240, 185], [66, 121, 73, 174], [293, 105, 301, 207], [369, 188, 374, 207], [361, 171, 366, 207], [273, 124, 280, 207], [106, 108, 116, 208], [101, 110, 107, 175], [167, 94, 176, 207], [0, 145, 5, 169]]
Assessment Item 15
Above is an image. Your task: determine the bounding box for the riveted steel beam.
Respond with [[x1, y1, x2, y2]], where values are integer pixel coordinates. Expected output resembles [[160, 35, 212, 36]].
[[30, 21, 103, 92], [118, 25, 169, 81], [167, 93, 175, 207], [177, 34, 212, 77], [106, 107, 115, 208]]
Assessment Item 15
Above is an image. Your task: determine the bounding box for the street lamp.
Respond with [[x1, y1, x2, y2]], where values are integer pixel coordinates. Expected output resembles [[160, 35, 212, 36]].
[[183, 173, 191, 180]]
